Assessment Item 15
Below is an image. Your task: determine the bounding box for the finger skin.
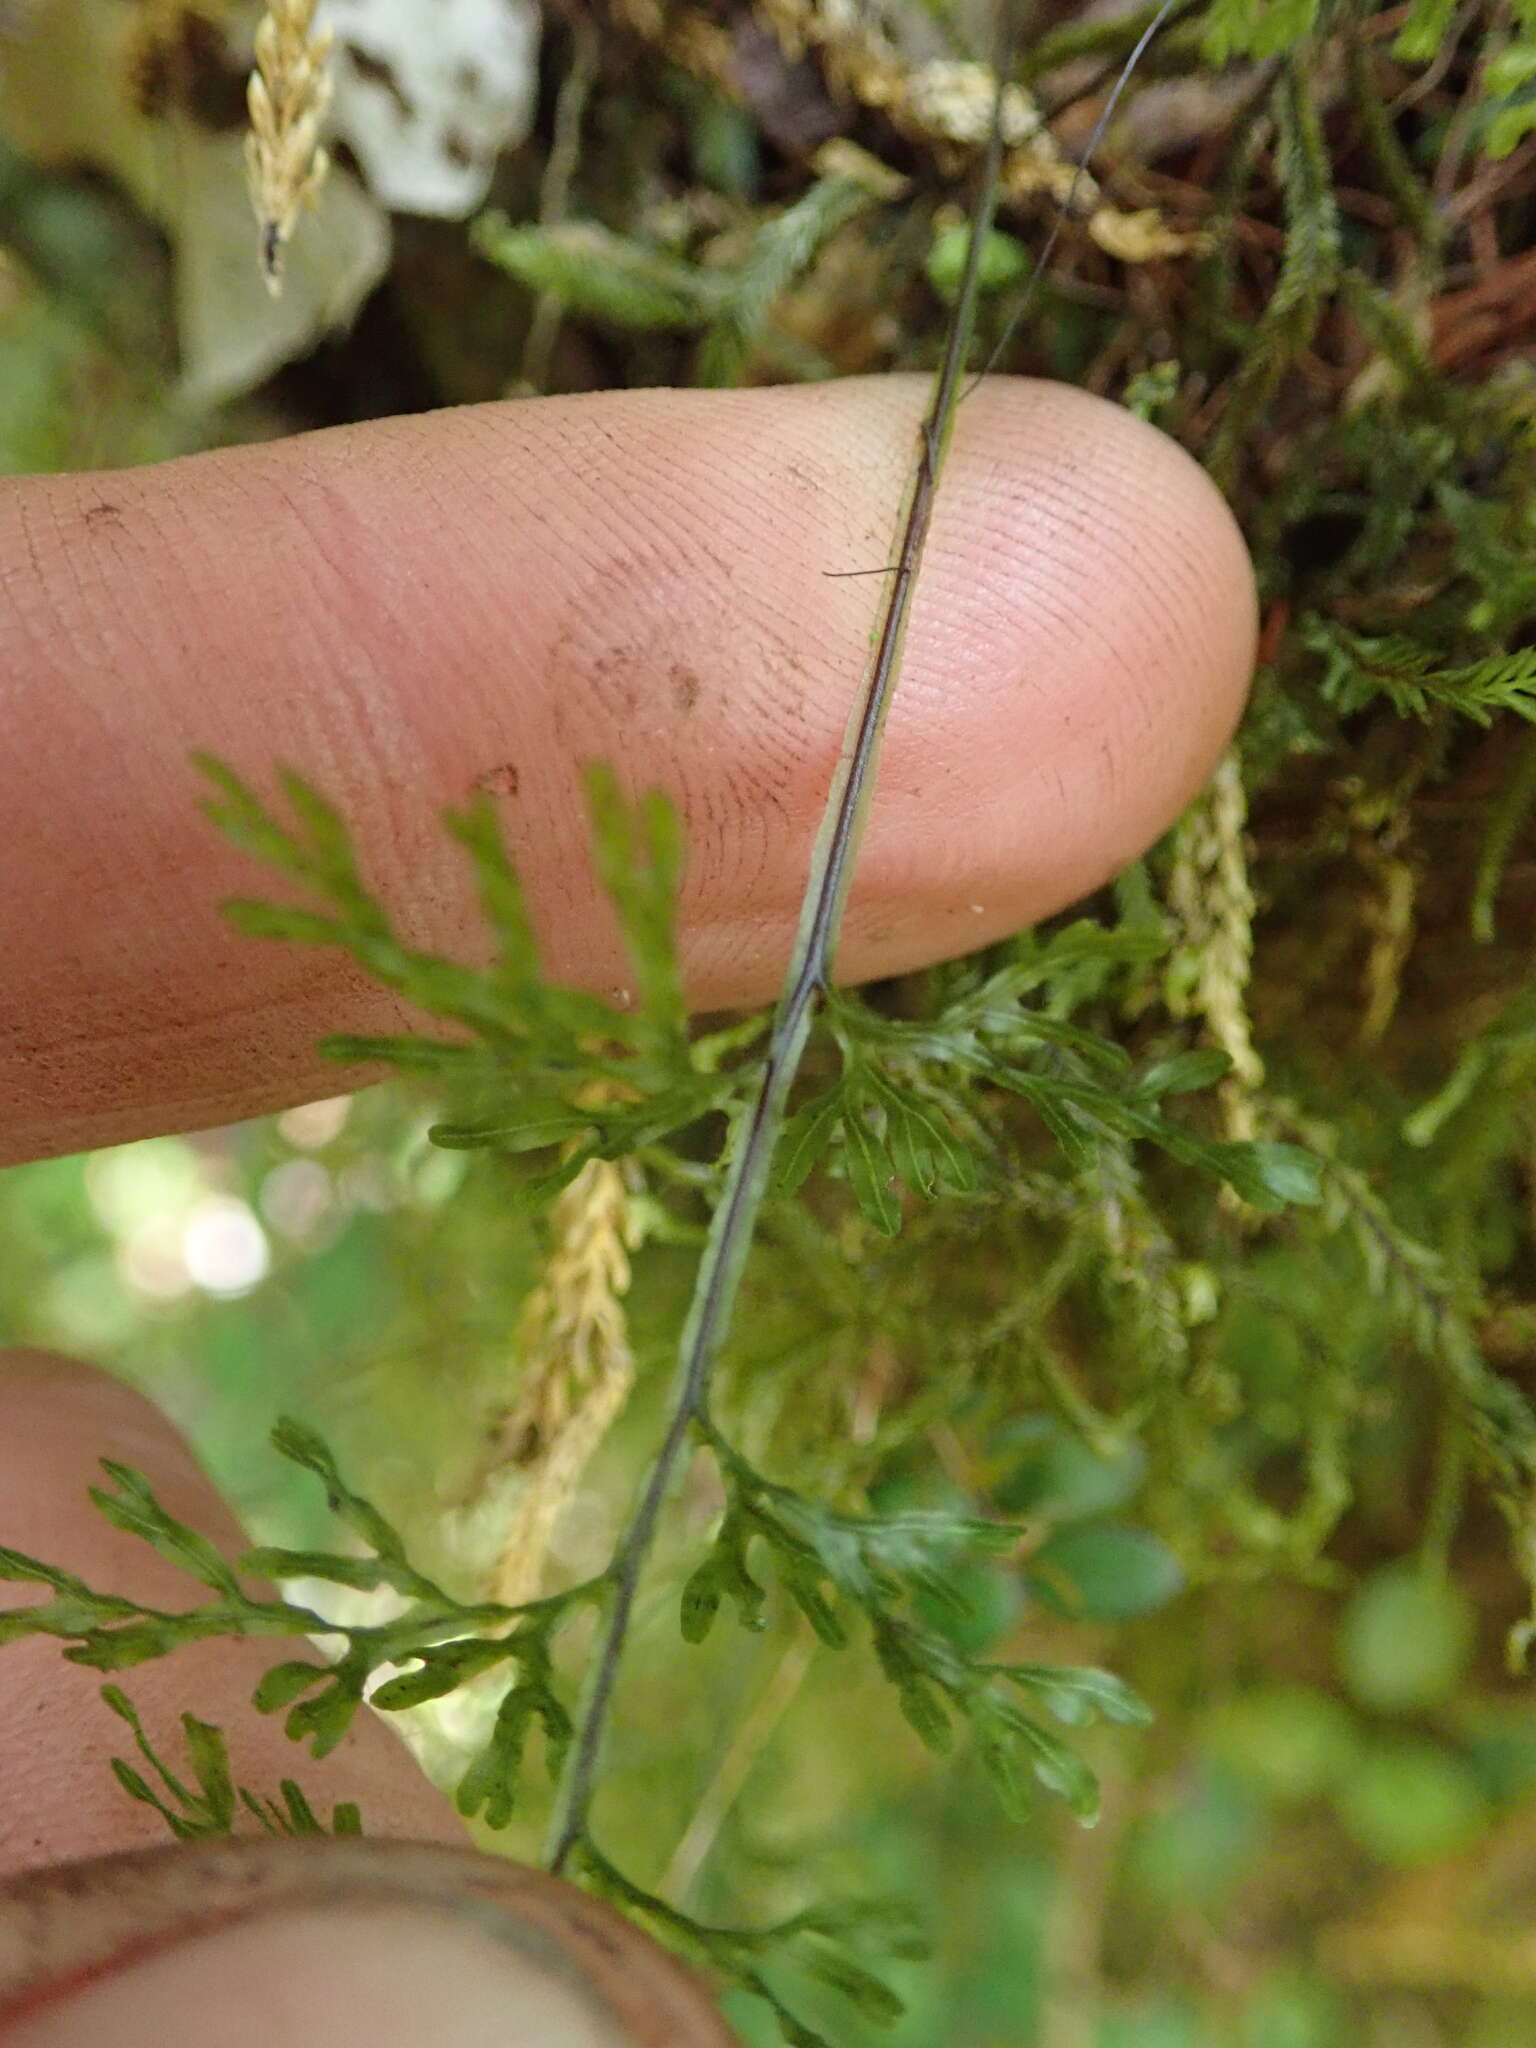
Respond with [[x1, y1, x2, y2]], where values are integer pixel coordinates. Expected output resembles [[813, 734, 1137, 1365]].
[[0, 1352, 464, 1878], [0, 1840, 734, 2045], [0, 376, 1256, 1164]]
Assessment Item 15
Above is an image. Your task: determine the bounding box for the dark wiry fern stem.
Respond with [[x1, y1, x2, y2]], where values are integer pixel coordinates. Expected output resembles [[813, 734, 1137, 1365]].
[[543, 21, 1018, 1884]]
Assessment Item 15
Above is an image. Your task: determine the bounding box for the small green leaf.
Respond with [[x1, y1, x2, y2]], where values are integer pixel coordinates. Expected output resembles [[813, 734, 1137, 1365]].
[[798, 1948, 906, 2026], [782, 1566, 847, 1648], [427, 1109, 596, 1153], [771, 1091, 845, 1196], [1244, 1141, 1324, 1209], [275, 768, 376, 911], [896, 1677, 954, 1753], [971, 1709, 1032, 1820], [841, 1110, 901, 1235], [265, 1782, 314, 1833], [66, 1621, 198, 1670], [240, 1546, 397, 1591], [371, 1640, 513, 1712], [925, 222, 1031, 303], [871, 1073, 978, 1200], [1002, 1663, 1153, 1730], [283, 1667, 366, 1759], [699, 172, 876, 384], [1011, 1712, 1103, 1823], [91, 1464, 245, 1597], [1393, 0, 1457, 63], [443, 793, 543, 995], [252, 1660, 330, 1714], [269, 1419, 416, 1570], [1137, 1049, 1231, 1097], [583, 766, 687, 1040], [110, 1758, 196, 1838], [883, 1097, 937, 1200], [715, 1517, 770, 1632], [1203, 0, 1322, 62], [679, 1557, 724, 1645], [180, 1712, 239, 1829], [0, 1548, 88, 1591], [988, 1071, 1098, 1168], [455, 1687, 536, 1830]]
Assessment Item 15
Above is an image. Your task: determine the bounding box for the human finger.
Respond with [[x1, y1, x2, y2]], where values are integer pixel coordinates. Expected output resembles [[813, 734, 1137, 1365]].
[[0, 375, 1255, 1164], [0, 1839, 732, 2045], [0, 1356, 735, 2038], [0, 1351, 462, 1877]]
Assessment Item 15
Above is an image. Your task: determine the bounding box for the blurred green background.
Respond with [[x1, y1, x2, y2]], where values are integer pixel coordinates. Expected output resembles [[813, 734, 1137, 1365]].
[[9, 1105, 1536, 2048]]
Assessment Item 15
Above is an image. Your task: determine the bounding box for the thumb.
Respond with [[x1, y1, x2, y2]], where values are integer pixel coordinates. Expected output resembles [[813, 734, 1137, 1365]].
[[0, 1355, 733, 2045], [0, 1838, 732, 2045]]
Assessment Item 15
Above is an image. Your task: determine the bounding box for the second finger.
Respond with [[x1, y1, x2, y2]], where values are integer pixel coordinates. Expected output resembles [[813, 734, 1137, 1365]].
[[0, 1352, 464, 1877]]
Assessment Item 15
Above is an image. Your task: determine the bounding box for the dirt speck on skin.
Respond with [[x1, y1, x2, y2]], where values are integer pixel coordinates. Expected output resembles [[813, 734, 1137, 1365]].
[[670, 664, 701, 714], [475, 761, 521, 797]]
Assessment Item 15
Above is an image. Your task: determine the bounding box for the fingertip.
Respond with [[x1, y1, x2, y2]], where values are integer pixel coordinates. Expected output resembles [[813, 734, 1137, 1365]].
[[0, 1839, 735, 2045], [821, 374, 1255, 985]]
